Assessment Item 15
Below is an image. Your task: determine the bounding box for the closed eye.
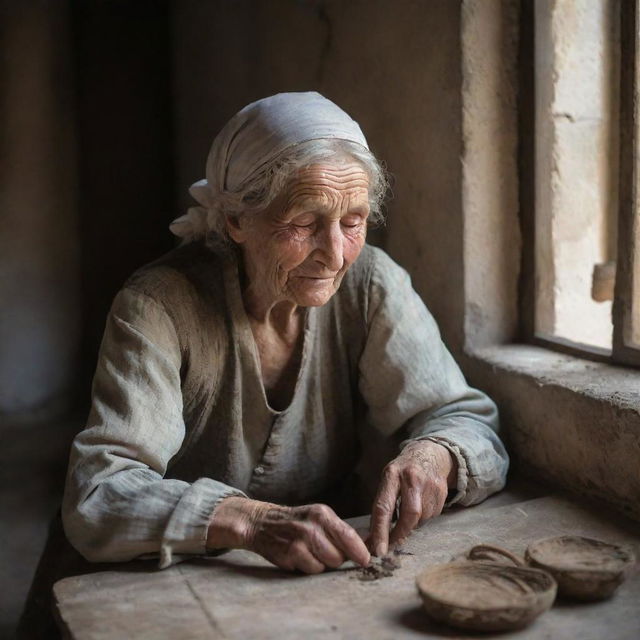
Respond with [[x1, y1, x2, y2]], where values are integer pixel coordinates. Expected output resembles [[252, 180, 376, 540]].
[[341, 216, 364, 228], [290, 213, 316, 228]]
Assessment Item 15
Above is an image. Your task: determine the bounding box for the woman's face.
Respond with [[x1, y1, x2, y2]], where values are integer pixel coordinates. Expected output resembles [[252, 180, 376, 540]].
[[227, 162, 370, 310]]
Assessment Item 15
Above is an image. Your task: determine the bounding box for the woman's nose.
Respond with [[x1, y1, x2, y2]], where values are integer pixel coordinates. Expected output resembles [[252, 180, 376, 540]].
[[315, 223, 344, 271]]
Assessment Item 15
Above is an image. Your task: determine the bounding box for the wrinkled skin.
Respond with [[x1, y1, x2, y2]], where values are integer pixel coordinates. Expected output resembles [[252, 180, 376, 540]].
[[367, 439, 457, 557], [226, 162, 370, 316], [208, 162, 457, 572], [209, 438, 456, 572], [208, 498, 371, 573]]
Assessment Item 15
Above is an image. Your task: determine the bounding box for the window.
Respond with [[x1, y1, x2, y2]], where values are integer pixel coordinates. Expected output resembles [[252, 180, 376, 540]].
[[527, 0, 640, 366], [460, 0, 640, 524]]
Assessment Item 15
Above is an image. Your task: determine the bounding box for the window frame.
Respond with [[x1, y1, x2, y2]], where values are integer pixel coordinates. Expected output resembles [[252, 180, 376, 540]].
[[612, 0, 640, 367], [520, 0, 640, 368]]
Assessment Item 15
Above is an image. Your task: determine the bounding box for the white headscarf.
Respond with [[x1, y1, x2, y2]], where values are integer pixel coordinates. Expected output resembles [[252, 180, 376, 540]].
[[169, 92, 369, 243]]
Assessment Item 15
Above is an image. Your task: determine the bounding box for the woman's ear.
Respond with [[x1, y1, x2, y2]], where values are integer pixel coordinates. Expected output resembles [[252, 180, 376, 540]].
[[225, 214, 246, 243]]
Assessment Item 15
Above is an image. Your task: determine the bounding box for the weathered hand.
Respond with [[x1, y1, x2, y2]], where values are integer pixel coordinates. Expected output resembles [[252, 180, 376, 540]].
[[367, 440, 457, 557], [207, 497, 370, 574]]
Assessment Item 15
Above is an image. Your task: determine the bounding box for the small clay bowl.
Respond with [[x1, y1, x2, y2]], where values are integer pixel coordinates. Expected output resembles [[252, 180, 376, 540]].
[[525, 536, 635, 601], [416, 561, 557, 632]]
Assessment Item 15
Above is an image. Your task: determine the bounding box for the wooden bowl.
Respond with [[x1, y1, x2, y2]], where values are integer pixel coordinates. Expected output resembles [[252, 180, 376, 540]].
[[416, 561, 557, 631], [526, 536, 636, 600]]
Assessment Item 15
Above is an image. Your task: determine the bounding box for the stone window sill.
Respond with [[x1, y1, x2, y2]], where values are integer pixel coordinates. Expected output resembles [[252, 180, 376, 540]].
[[469, 344, 640, 409], [463, 344, 640, 522]]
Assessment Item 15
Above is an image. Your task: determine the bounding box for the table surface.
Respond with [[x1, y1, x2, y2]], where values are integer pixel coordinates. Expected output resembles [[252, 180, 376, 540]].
[[54, 486, 640, 640]]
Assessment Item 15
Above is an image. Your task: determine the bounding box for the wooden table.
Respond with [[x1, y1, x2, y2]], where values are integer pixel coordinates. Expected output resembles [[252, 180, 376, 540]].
[[54, 487, 640, 639]]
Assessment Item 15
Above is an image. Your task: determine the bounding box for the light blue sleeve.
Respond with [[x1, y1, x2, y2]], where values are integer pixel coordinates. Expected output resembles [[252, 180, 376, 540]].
[[358, 249, 509, 506], [62, 287, 246, 568]]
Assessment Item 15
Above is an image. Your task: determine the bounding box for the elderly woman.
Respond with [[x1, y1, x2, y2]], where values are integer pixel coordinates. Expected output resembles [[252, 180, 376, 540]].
[[62, 92, 508, 574]]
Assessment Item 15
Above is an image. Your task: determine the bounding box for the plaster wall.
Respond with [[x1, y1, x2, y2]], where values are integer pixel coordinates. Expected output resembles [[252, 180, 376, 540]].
[[461, 0, 521, 349], [172, 0, 466, 352], [0, 3, 80, 416]]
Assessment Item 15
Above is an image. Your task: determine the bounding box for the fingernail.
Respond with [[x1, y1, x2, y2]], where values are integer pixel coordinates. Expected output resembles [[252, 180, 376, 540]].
[[375, 543, 386, 557]]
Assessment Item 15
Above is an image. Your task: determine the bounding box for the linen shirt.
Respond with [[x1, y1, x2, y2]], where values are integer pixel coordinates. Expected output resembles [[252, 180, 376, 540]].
[[62, 242, 509, 568]]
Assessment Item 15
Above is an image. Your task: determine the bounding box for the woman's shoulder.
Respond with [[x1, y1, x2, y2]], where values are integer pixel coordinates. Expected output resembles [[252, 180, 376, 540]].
[[343, 243, 410, 293], [336, 244, 419, 332], [333, 244, 411, 327], [122, 241, 228, 307]]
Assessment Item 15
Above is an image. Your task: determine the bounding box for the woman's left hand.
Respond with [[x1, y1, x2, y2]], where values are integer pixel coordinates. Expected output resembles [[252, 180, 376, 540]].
[[367, 440, 457, 557]]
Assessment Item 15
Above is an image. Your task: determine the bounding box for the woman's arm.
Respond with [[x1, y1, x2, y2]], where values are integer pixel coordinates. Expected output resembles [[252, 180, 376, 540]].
[[358, 249, 509, 552], [62, 287, 245, 568]]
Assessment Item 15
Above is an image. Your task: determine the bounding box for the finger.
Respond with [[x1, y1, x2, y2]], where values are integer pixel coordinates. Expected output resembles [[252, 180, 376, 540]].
[[307, 504, 370, 567], [368, 466, 400, 557], [389, 478, 423, 546], [305, 526, 346, 569], [327, 518, 371, 567], [289, 541, 325, 575]]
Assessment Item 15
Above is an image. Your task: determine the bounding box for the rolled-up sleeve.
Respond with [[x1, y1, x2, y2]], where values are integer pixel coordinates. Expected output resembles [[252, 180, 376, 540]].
[[358, 251, 509, 506], [62, 287, 245, 568]]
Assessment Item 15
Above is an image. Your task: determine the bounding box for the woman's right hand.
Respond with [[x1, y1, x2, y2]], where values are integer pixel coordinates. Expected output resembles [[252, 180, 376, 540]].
[[207, 496, 370, 574]]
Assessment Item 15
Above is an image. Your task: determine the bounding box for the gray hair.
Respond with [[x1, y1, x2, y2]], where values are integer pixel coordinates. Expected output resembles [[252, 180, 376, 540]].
[[205, 139, 389, 244]]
